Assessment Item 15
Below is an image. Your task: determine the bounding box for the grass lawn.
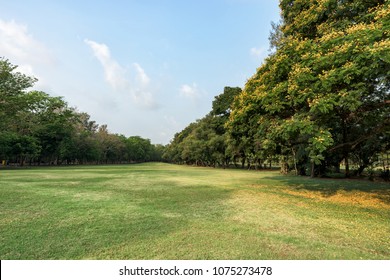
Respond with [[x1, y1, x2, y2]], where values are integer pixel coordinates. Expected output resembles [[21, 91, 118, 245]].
[[0, 162, 389, 259]]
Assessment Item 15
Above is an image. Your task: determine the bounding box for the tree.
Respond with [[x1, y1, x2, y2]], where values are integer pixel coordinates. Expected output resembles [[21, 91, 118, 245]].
[[126, 136, 153, 162], [25, 91, 76, 164], [227, 0, 389, 177], [0, 58, 37, 132]]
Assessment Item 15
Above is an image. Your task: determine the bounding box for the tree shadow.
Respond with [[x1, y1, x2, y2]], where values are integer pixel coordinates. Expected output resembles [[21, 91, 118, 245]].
[[262, 175, 390, 205]]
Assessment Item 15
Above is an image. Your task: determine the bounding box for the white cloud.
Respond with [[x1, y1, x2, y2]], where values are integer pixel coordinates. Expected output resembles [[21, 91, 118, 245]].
[[85, 39, 158, 110], [0, 18, 54, 83], [179, 83, 201, 101], [250, 46, 265, 59], [133, 62, 150, 86], [84, 39, 128, 90]]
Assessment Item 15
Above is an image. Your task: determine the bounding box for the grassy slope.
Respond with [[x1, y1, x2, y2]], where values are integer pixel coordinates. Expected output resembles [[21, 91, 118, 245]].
[[0, 162, 389, 259]]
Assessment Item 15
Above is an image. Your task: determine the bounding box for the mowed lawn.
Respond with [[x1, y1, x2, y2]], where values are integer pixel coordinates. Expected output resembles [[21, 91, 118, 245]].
[[0, 162, 389, 260]]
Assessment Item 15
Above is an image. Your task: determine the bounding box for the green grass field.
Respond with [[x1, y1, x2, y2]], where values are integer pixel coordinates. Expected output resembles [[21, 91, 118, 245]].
[[0, 162, 389, 259]]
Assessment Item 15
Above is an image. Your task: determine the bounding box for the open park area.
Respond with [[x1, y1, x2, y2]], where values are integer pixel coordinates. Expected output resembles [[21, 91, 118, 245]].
[[0, 163, 388, 259]]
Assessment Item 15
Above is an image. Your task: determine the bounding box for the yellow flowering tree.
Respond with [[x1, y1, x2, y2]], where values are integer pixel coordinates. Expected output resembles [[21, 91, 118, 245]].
[[228, 0, 389, 177]]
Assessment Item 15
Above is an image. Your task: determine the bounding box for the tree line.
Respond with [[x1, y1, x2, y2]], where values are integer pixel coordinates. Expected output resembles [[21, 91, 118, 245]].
[[0, 58, 164, 166], [2, 0, 389, 177], [163, 0, 390, 178]]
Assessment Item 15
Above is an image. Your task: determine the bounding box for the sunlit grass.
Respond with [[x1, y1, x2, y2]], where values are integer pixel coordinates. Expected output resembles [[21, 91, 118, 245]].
[[0, 163, 389, 259]]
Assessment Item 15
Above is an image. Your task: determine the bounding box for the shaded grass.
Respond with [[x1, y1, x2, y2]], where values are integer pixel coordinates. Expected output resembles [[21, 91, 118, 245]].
[[0, 163, 389, 259]]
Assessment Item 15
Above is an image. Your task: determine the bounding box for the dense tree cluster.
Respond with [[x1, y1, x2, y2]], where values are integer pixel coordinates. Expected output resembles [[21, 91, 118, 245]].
[[0, 58, 164, 166], [165, 0, 390, 177], [163, 87, 242, 167]]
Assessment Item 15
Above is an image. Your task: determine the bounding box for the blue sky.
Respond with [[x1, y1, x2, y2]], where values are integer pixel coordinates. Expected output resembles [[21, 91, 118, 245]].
[[0, 0, 280, 144]]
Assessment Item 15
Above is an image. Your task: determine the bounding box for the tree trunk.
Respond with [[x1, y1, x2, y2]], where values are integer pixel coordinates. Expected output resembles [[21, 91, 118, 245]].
[[345, 156, 350, 178], [291, 147, 298, 175], [233, 156, 238, 168], [310, 161, 315, 178], [241, 157, 246, 169], [342, 118, 350, 178], [280, 157, 289, 174], [357, 164, 366, 177]]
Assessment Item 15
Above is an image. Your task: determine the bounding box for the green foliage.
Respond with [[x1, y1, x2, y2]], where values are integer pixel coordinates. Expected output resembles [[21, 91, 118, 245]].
[[126, 136, 152, 162], [0, 57, 37, 131], [211, 86, 242, 117], [0, 132, 40, 161], [227, 0, 390, 176]]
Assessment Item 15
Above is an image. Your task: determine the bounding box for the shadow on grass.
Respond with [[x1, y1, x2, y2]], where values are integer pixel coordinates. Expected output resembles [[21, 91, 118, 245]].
[[262, 175, 390, 205]]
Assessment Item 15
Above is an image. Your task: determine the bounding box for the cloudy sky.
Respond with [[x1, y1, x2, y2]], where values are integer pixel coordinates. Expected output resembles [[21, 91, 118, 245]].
[[1, 0, 280, 144]]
